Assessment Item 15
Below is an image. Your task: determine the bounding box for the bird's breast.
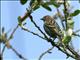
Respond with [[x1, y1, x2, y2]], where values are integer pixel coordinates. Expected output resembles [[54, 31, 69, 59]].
[[43, 24, 57, 38]]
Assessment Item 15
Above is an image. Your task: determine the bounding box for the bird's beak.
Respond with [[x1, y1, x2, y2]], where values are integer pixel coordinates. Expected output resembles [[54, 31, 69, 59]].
[[41, 18, 44, 20]]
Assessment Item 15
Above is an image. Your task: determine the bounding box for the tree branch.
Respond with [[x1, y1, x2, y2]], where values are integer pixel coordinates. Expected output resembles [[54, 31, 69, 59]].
[[21, 26, 46, 40], [2, 25, 19, 56], [39, 47, 54, 60], [67, 45, 80, 60], [8, 25, 19, 40], [74, 29, 80, 33], [2, 42, 27, 60], [63, 0, 68, 30], [29, 15, 48, 39], [0, 50, 2, 60], [73, 33, 80, 37], [10, 45, 27, 60], [48, 39, 75, 59]]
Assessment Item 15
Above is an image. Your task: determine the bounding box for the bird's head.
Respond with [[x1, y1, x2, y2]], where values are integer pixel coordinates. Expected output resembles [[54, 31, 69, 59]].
[[41, 15, 51, 22]]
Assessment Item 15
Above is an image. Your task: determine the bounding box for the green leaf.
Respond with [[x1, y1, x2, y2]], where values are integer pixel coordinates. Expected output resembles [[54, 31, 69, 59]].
[[33, 5, 40, 11], [20, 0, 28, 5], [42, 4, 52, 11], [70, 10, 80, 17], [52, 2, 60, 8], [50, 0, 60, 8], [45, 2, 60, 8], [62, 35, 71, 45]]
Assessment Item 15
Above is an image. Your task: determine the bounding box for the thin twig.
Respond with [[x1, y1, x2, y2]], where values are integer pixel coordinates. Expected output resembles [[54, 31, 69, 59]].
[[49, 39, 75, 59], [0, 46, 2, 60], [2, 25, 19, 55], [21, 26, 46, 40], [29, 15, 48, 39], [39, 47, 54, 60], [74, 29, 80, 33], [73, 33, 80, 37], [2, 41, 27, 60], [63, 0, 68, 30], [8, 25, 19, 40], [19, 9, 31, 23], [67, 45, 80, 60], [1, 27, 28, 60], [2, 45, 6, 55], [56, 8, 65, 30], [10, 45, 27, 60], [0, 53, 2, 60]]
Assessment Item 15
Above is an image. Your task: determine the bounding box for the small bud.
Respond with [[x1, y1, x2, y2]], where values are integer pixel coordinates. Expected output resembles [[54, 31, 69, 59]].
[[67, 28, 73, 36]]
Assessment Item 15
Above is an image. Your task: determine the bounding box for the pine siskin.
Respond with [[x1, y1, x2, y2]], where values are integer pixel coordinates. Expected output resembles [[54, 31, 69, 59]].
[[41, 15, 62, 39]]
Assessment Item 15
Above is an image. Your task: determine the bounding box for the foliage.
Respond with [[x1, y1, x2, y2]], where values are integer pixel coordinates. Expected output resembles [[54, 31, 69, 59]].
[[20, 0, 28, 5]]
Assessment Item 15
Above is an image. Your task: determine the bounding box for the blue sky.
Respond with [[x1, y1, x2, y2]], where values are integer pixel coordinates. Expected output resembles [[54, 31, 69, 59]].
[[1, 1, 80, 60]]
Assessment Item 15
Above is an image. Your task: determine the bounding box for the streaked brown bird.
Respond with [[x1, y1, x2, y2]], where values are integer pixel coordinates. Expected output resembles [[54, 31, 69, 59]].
[[41, 15, 62, 39]]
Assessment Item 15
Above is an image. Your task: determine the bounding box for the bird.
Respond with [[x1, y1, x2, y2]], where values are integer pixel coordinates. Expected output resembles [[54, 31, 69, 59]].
[[41, 15, 62, 40]]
